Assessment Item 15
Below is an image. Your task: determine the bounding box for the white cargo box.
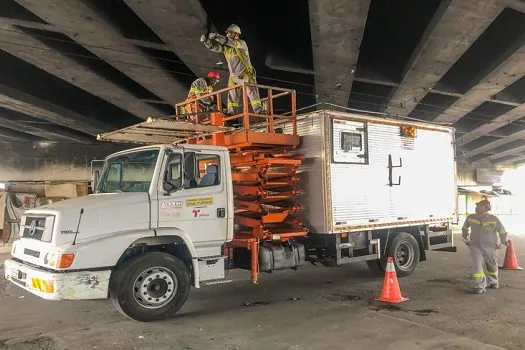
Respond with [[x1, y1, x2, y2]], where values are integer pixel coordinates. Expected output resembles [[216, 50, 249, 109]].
[[288, 110, 457, 234]]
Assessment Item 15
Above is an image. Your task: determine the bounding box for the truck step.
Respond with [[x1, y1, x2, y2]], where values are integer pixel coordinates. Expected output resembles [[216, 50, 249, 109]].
[[204, 279, 233, 286]]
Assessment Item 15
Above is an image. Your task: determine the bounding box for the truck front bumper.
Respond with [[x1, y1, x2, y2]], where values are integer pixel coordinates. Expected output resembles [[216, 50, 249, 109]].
[[4, 258, 111, 300]]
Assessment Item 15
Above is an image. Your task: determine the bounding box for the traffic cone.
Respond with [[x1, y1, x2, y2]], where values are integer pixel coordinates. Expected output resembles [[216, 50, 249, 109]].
[[501, 239, 523, 270], [375, 257, 409, 303]]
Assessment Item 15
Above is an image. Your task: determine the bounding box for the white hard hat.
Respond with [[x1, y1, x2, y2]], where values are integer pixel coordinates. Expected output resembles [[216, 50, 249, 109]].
[[226, 24, 241, 35]]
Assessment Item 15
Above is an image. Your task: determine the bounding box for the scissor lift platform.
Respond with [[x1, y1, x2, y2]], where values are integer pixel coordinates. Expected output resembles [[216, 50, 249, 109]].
[[98, 83, 306, 283]]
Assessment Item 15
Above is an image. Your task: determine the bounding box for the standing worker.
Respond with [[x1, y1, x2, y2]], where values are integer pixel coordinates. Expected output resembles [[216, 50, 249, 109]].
[[462, 199, 508, 294], [183, 70, 221, 122], [200, 24, 265, 116]]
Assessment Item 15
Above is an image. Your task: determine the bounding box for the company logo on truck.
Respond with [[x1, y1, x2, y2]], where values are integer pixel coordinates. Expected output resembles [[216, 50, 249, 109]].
[[29, 220, 37, 236], [185, 197, 214, 207]]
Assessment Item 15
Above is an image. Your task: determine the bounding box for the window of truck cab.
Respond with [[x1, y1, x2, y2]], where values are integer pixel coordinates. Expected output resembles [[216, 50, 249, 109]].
[[164, 151, 221, 190], [96, 149, 160, 193]]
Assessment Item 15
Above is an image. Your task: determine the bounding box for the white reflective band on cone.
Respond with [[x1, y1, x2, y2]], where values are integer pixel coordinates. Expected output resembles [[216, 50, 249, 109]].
[[385, 262, 396, 272]]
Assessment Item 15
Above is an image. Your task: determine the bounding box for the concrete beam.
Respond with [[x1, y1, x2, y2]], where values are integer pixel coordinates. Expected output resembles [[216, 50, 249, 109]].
[[353, 77, 520, 107], [434, 45, 525, 124], [0, 108, 93, 144], [485, 144, 525, 160], [465, 129, 525, 158], [0, 126, 37, 141], [0, 86, 112, 135], [309, 0, 370, 105], [0, 22, 161, 119], [385, 0, 502, 116], [16, 0, 188, 103], [457, 104, 525, 145], [493, 154, 525, 164], [510, 154, 525, 165], [124, 0, 218, 79], [0, 17, 169, 51]]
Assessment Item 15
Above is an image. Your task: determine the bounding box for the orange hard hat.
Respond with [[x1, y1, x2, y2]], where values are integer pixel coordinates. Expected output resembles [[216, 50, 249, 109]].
[[207, 70, 220, 80], [476, 199, 492, 211]]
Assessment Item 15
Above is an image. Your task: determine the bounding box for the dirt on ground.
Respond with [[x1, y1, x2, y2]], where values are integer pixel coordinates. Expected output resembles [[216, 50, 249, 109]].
[[1, 236, 524, 350]]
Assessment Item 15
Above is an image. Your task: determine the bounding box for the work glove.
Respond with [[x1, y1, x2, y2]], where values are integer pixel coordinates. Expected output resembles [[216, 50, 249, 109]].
[[200, 34, 207, 42], [501, 241, 509, 247]]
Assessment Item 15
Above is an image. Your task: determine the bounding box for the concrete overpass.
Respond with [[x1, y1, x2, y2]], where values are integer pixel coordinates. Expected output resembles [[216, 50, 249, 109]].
[[1, 0, 525, 167]]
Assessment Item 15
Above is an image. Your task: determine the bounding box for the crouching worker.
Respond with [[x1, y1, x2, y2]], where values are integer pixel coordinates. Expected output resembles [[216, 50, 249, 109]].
[[183, 70, 221, 122], [462, 199, 508, 294]]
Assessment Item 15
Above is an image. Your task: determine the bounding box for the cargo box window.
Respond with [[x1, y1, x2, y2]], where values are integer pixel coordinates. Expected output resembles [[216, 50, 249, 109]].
[[341, 132, 362, 151], [332, 119, 368, 164]]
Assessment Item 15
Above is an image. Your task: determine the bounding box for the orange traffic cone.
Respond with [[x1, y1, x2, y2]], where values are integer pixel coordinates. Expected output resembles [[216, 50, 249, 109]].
[[501, 239, 523, 270], [375, 257, 409, 303]]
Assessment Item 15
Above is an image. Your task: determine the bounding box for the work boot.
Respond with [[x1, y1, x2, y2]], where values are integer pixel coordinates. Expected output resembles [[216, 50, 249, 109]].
[[489, 283, 500, 289], [474, 288, 486, 294]]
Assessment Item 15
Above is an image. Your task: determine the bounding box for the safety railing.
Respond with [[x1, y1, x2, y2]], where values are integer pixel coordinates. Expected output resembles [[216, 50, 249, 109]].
[[174, 83, 297, 135]]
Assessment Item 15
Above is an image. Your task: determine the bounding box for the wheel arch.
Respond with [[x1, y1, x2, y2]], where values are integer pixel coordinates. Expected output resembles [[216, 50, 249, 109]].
[[373, 226, 427, 262], [113, 229, 200, 288]]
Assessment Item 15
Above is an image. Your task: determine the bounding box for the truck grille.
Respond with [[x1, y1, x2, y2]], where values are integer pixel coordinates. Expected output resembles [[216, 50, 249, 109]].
[[21, 216, 54, 242]]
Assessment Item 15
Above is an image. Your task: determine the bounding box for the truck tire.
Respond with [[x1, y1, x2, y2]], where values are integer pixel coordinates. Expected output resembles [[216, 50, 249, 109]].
[[109, 252, 190, 322], [366, 232, 420, 277], [386, 232, 420, 277]]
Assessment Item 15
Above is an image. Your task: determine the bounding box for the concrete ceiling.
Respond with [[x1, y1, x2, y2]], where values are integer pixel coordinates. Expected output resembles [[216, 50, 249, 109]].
[[0, 0, 525, 166]]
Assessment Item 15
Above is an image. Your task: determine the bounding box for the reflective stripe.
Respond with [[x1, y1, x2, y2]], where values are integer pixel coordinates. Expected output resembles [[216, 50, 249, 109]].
[[233, 42, 254, 73], [227, 102, 239, 107], [468, 218, 481, 225], [385, 262, 396, 273], [482, 221, 497, 226], [472, 272, 485, 278], [250, 98, 262, 105], [224, 47, 234, 62], [190, 88, 204, 94], [487, 271, 498, 276], [499, 230, 508, 235]]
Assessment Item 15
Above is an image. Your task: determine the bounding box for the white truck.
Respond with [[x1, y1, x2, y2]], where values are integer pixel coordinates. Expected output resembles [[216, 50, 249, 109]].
[[4, 109, 457, 321]]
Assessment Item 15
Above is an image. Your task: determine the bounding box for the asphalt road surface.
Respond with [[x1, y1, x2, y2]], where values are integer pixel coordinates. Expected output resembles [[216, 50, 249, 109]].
[[1, 236, 524, 349]]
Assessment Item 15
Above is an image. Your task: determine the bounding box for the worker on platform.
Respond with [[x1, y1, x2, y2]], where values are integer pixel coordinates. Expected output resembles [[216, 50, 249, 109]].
[[200, 24, 265, 116], [462, 199, 508, 294], [183, 70, 221, 121]]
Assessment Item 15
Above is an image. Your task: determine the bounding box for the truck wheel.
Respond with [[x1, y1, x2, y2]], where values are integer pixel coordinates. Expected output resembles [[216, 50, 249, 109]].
[[109, 252, 190, 322], [386, 232, 420, 277]]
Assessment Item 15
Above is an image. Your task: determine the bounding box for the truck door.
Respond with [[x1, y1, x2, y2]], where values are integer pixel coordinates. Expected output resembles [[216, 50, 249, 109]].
[[157, 149, 229, 250]]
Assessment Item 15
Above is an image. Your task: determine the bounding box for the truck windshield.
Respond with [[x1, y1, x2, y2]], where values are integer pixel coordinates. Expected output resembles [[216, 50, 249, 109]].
[[96, 149, 160, 193]]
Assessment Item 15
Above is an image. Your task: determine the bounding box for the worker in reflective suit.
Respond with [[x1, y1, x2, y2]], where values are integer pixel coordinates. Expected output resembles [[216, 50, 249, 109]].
[[183, 70, 221, 122], [201, 24, 264, 116], [462, 199, 508, 294]]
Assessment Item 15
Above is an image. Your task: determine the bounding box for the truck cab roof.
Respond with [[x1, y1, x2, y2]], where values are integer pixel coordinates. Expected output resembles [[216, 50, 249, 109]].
[[105, 143, 229, 160]]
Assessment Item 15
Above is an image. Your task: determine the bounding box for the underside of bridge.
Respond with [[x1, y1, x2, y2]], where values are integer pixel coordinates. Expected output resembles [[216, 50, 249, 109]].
[[1, 0, 525, 166]]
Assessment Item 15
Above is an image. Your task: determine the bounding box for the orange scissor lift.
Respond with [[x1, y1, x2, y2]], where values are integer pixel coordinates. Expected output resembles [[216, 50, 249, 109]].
[[175, 83, 308, 283]]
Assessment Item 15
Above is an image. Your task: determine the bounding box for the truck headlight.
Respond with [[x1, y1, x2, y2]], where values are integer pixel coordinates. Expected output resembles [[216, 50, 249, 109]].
[[44, 253, 75, 269]]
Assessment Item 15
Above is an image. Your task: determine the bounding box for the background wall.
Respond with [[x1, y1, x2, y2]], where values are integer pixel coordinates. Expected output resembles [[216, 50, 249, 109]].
[[0, 141, 130, 182]]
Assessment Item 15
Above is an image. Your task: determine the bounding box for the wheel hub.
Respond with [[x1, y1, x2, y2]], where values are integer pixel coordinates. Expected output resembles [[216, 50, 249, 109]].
[[395, 242, 414, 269], [133, 267, 178, 309]]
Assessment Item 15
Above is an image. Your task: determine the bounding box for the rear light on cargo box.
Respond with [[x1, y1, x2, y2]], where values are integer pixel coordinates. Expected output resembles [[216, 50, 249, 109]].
[[400, 126, 417, 138]]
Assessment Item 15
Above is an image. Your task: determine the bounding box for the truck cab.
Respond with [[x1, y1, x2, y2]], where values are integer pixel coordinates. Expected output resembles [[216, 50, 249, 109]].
[[5, 144, 234, 321]]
